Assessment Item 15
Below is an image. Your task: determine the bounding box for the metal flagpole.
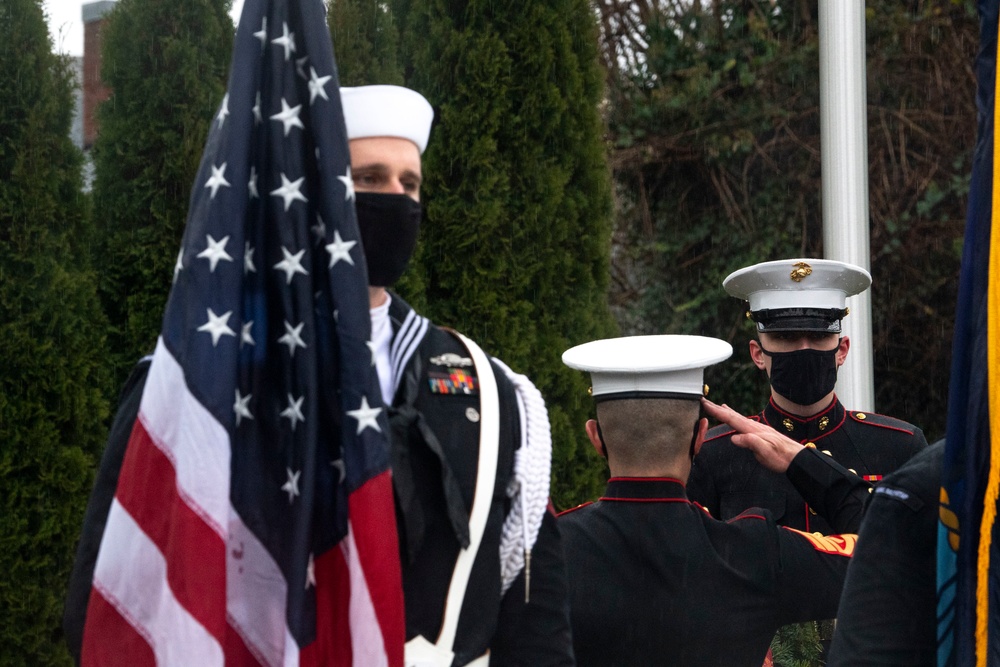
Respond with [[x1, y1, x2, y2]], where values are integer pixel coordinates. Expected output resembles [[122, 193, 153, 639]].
[[818, 0, 875, 412]]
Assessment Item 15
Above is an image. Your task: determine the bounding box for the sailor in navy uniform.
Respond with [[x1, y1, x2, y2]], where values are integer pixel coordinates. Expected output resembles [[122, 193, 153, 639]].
[[558, 335, 860, 667], [341, 85, 572, 667], [687, 259, 928, 535], [63, 86, 572, 667]]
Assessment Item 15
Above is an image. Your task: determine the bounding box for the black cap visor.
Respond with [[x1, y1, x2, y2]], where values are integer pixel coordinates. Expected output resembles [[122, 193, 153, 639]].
[[751, 307, 845, 333]]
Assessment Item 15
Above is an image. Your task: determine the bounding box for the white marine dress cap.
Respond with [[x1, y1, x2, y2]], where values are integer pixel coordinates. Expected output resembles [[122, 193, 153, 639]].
[[723, 258, 872, 333], [562, 335, 733, 401], [340, 85, 434, 154]]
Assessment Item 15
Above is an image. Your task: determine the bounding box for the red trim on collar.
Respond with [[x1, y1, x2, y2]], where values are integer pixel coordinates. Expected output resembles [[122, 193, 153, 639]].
[[809, 408, 847, 442], [765, 395, 838, 423], [763, 396, 847, 442], [556, 501, 594, 517], [607, 476, 685, 485]]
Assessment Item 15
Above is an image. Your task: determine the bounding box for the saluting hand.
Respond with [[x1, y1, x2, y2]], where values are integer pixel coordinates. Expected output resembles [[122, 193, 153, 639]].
[[699, 398, 804, 473]]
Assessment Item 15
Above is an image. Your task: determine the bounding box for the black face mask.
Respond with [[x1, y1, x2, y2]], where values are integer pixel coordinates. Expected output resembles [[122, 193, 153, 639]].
[[759, 343, 840, 406], [355, 192, 422, 287]]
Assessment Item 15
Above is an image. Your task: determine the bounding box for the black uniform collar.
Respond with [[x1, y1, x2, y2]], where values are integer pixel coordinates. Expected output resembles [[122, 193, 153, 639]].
[[760, 396, 846, 443], [602, 477, 688, 502]]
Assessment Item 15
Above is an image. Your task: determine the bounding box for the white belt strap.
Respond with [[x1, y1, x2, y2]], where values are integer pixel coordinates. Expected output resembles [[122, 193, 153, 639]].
[[405, 331, 498, 667]]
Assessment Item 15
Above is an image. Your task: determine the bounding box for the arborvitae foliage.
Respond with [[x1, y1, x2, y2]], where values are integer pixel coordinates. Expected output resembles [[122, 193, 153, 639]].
[[92, 0, 233, 386], [327, 0, 402, 86], [0, 0, 110, 662], [387, 0, 617, 507]]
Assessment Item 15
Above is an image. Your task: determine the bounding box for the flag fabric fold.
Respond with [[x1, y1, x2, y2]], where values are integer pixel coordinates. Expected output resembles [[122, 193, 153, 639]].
[[79, 0, 404, 663], [937, 2, 1000, 666]]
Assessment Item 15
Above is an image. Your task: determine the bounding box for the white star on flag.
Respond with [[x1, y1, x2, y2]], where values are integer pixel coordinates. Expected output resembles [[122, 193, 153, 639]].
[[305, 553, 316, 589], [272, 21, 296, 61], [244, 242, 256, 274], [278, 320, 307, 357], [248, 166, 259, 198], [196, 308, 236, 347], [233, 389, 253, 426], [308, 67, 332, 104], [271, 98, 304, 137], [331, 458, 346, 483], [273, 246, 309, 284], [217, 93, 230, 128], [252, 92, 262, 125], [325, 230, 356, 267], [282, 467, 301, 504], [281, 393, 305, 431], [173, 249, 184, 283], [271, 173, 307, 211], [311, 215, 326, 245], [204, 163, 231, 199], [197, 234, 234, 272], [253, 16, 267, 49], [296, 55, 309, 80], [337, 167, 355, 201], [241, 321, 255, 347], [346, 396, 382, 434]]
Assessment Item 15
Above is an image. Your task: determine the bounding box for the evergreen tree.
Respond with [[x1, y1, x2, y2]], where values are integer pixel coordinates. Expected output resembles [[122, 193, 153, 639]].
[[92, 0, 233, 386], [0, 0, 110, 662], [390, 0, 617, 507], [327, 0, 402, 86]]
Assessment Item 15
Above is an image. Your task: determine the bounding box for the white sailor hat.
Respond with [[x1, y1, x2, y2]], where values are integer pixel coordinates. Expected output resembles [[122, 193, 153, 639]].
[[562, 335, 733, 402], [723, 258, 872, 333], [340, 85, 434, 154]]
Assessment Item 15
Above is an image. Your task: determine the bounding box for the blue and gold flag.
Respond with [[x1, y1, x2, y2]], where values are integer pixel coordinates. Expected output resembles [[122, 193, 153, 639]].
[[937, 2, 1000, 665]]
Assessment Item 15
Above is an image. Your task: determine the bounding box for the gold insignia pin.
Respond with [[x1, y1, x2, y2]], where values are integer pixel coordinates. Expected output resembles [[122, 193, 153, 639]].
[[587, 386, 593, 396], [856, 412, 867, 420], [703, 384, 710, 397], [790, 262, 812, 282], [783, 418, 794, 432], [818, 416, 830, 431]]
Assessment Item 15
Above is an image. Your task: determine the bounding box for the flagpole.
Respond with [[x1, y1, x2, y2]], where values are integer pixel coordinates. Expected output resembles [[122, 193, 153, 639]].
[[818, 0, 875, 412]]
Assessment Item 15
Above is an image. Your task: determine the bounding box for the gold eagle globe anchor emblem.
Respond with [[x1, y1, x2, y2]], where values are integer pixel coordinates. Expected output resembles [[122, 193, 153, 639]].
[[789, 262, 813, 282]]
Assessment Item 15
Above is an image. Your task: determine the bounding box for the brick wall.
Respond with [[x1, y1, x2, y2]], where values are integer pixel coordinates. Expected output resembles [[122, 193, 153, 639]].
[[82, 1, 116, 148]]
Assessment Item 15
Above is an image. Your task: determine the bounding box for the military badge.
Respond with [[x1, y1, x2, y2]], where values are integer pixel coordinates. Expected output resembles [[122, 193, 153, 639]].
[[789, 261, 813, 282], [428, 367, 479, 395], [429, 353, 473, 368]]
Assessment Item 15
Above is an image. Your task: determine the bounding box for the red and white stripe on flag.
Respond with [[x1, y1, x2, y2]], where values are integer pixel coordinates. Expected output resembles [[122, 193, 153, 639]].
[[80, 340, 402, 666]]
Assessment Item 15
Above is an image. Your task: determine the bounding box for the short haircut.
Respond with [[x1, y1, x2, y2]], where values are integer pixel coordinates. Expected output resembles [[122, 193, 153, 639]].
[[596, 398, 699, 469]]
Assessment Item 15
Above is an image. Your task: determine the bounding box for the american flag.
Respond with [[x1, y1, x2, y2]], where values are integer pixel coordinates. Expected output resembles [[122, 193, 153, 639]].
[[78, 0, 405, 663]]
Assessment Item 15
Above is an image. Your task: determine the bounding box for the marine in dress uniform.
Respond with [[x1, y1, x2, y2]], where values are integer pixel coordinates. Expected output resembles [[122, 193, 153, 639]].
[[687, 259, 928, 534], [64, 86, 573, 667], [558, 335, 859, 667]]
